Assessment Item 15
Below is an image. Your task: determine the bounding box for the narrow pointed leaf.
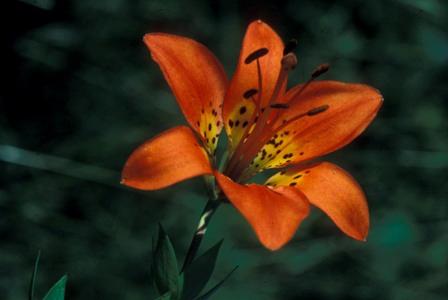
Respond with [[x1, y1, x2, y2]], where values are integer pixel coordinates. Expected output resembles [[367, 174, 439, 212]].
[[29, 251, 41, 300], [152, 224, 183, 300], [182, 240, 223, 300], [195, 266, 238, 300], [42, 275, 67, 300]]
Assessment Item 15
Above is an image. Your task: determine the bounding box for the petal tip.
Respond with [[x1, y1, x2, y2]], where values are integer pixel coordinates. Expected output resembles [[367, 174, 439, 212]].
[[142, 33, 153, 43], [120, 176, 129, 186], [247, 19, 275, 32], [143, 33, 165, 47], [348, 228, 369, 242], [248, 19, 274, 31], [365, 84, 384, 106], [262, 240, 285, 251], [356, 235, 368, 243]]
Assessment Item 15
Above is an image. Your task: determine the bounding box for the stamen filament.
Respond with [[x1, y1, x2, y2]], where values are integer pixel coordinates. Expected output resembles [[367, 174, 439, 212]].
[[232, 60, 292, 168], [227, 59, 331, 180], [225, 56, 265, 177], [272, 104, 330, 134], [287, 63, 330, 107], [226, 53, 298, 179]]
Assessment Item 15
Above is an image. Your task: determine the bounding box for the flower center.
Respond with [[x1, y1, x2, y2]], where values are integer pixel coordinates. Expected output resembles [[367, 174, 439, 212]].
[[224, 45, 330, 181]]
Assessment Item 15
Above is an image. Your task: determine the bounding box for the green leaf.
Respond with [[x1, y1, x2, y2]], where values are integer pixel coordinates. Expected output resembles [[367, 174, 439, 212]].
[[42, 275, 67, 300], [154, 292, 171, 300], [182, 240, 223, 300], [195, 266, 238, 300], [29, 251, 41, 300], [152, 224, 183, 300]]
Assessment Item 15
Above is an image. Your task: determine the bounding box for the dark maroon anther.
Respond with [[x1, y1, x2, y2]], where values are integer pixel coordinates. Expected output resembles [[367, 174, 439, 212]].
[[311, 63, 330, 78], [244, 48, 269, 64], [270, 103, 290, 109], [243, 88, 258, 99], [283, 39, 298, 55], [307, 105, 329, 116], [281, 53, 298, 71]]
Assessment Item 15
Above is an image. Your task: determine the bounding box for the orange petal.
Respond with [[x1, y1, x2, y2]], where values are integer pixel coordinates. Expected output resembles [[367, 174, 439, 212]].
[[223, 20, 285, 150], [122, 126, 212, 190], [144, 33, 227, 153], [252, 81, 382, 170], [265, 162, 369, 241], [215, 172, 309, 250]]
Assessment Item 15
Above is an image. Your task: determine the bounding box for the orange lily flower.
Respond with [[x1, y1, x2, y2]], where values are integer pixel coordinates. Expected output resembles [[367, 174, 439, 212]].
[[122, 20, 382, 250]]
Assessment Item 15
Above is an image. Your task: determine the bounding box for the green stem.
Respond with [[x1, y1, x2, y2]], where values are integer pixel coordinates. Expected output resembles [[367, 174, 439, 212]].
[[181, 197, 220, 272]]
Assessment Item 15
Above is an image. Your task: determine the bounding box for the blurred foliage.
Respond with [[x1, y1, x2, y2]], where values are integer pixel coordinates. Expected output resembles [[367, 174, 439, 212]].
[[1, 0, 448, 299]]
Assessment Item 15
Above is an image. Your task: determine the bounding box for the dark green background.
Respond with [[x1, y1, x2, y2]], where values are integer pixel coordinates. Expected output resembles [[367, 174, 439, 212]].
[[2, 0, 447, 299]]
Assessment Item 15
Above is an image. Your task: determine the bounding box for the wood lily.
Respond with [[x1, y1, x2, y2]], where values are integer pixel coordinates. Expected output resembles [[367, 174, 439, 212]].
[[121, 20, 383, 251]]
